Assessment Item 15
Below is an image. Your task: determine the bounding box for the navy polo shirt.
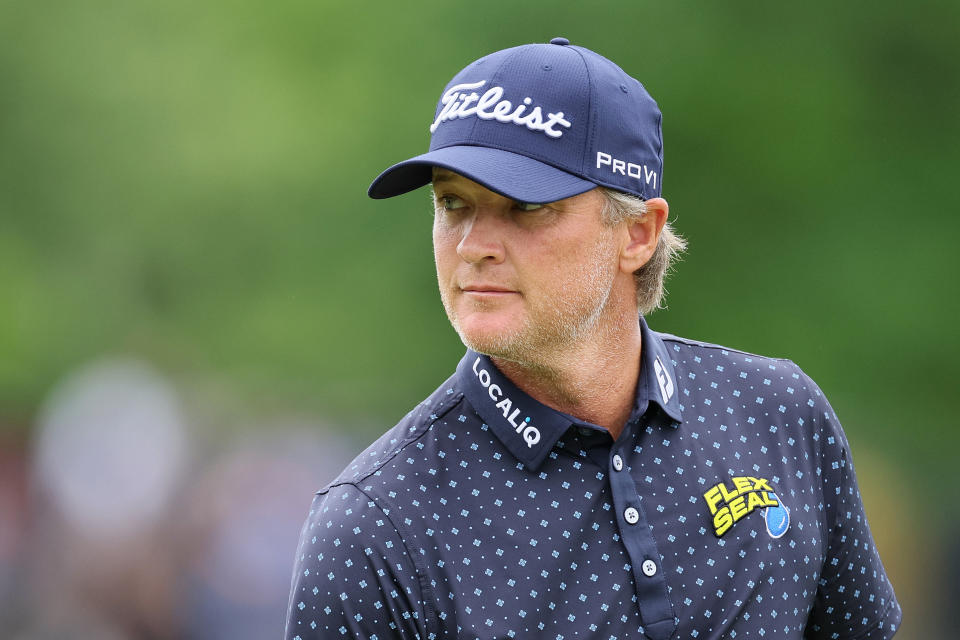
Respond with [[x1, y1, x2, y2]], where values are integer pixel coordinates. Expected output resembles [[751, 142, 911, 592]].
[[286, 318, 901, 639]]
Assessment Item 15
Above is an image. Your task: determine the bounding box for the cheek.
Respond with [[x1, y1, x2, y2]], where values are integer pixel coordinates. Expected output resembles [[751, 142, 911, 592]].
[[432, 223, 459, 274], [538, 236, 616, 292], [433, 214, 461, 245]]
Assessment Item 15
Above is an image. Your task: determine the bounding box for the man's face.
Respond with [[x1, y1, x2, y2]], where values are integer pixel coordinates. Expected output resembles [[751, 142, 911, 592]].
[[432, 169, 624, 364]]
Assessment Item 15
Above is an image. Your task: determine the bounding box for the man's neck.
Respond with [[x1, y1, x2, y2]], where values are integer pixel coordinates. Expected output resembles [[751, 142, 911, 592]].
[[490, 314, 643, 441]]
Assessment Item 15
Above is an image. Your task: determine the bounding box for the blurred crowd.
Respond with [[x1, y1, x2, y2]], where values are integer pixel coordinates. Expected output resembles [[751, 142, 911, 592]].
[[0, 357, 357, 640], [0, 355, 953, 639]]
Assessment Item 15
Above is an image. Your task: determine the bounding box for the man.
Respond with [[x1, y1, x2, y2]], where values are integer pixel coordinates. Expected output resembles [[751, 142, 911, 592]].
[[286, 38, 901, 639]]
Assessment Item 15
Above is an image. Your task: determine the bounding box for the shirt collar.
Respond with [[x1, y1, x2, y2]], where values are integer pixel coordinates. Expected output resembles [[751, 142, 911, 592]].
[[456, 351, 568, 471], [455, 317, 683, 471], [637, 315, 684, 424]]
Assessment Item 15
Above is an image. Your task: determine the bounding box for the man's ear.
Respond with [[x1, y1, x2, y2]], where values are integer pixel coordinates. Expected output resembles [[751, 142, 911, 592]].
[[620, 197, 669, 274]]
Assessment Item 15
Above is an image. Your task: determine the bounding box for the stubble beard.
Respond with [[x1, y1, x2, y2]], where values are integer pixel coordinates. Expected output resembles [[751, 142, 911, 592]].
[[439, 237, 622, 368]]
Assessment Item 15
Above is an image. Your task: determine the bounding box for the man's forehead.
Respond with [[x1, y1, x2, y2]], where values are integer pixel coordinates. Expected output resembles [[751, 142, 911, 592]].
[[430, 168, 511, 201], [431, 168, 464, 184], [432, 167, 604, 213]]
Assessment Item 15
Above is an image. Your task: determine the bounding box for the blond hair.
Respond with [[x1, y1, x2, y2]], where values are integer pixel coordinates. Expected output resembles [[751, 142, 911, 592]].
[[599, 188, 687, 315]]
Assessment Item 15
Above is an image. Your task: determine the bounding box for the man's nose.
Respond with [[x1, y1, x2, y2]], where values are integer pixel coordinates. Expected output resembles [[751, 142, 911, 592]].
[[456, 209, 506, 264]]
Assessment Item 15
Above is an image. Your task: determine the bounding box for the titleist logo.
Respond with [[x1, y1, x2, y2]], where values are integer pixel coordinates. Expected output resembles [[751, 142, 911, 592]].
[[430, 80, 572, 139]]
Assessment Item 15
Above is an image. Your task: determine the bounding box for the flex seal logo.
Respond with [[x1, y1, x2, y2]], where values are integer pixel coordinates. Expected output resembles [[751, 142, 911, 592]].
[[703, 476, 790, 539], [471, 357, 541, 448]]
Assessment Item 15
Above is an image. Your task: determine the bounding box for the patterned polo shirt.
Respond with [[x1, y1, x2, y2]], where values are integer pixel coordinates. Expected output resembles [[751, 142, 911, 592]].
[[285, 318, 901, 639]]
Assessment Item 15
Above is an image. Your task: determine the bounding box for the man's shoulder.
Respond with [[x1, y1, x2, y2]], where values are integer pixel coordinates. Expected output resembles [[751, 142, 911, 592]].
[[655, 329, 836, 424], [656, 330, 810, 375], [654, 330, 828, 402], [656, 330, 793, 366], [322, 373, 466, 492]]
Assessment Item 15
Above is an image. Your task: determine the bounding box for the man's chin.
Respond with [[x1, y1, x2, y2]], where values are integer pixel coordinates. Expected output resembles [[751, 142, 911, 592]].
[[454, 322, 526, 360]]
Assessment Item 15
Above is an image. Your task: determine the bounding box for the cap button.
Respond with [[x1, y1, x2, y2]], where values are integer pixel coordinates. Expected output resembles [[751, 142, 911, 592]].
[[549, 37, 570, 46]]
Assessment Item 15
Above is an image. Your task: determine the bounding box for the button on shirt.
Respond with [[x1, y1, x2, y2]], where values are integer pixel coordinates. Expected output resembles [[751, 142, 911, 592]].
[[286, 318, 901, 639]]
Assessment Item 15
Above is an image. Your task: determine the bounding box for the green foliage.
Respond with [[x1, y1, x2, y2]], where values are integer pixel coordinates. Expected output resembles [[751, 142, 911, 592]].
[[1, 1, 957, 490]]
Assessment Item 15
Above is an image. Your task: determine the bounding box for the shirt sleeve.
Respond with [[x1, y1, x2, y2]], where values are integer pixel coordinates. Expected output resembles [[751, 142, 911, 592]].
[[285, 483, 428, 640], [801, 371, 902, 639]]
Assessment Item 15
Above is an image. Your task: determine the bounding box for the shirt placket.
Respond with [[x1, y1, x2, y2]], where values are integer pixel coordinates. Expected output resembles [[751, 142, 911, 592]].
[[608, 420, 676, 640]]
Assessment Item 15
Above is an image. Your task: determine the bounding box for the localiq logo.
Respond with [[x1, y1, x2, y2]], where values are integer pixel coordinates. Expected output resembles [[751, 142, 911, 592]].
[[471, 357, 541, 448]]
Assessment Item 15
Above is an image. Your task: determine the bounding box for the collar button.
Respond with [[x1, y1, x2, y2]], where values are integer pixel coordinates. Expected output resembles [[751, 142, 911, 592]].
[[612, 454, 624, 472]]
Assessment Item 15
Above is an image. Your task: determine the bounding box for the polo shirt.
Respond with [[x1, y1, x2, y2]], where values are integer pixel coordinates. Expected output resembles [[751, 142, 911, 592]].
[[285, 318, 901, 639]]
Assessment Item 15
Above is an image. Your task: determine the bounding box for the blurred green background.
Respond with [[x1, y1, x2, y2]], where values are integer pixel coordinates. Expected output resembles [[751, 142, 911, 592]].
[[1, 1, 957, 638]]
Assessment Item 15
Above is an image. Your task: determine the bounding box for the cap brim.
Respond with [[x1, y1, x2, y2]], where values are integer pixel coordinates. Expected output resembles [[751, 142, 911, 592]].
[[367, 146, 597, 204]]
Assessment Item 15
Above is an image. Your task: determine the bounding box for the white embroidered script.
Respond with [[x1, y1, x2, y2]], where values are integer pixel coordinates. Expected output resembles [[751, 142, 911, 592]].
[[430, 80, 572, 138]]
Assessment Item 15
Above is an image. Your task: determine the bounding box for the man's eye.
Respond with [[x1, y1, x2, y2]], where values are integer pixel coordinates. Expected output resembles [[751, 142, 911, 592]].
[[440, 195, 466, 210], [515, 201, 544, 212]]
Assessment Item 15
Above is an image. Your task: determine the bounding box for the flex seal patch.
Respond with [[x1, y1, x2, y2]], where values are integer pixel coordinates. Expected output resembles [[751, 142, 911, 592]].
[[764, 494, 790, 538], [703, 476, 789, 539]]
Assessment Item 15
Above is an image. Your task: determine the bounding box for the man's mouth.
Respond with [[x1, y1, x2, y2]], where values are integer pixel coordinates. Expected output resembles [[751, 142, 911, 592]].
[[459, 284, 520, 301], [460, 283, 518, 294]]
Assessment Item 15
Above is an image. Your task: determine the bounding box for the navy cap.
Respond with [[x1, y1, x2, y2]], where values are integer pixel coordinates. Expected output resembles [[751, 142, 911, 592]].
[[368, 38, 664, 203]]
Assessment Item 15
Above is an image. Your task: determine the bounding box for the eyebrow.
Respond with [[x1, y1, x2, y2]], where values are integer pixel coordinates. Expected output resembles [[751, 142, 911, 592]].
[[431, 169, 457, 184]]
